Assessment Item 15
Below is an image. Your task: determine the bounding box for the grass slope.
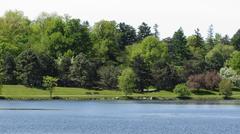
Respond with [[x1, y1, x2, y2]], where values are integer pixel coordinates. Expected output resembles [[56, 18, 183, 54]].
[[1, 85, 240, 100]]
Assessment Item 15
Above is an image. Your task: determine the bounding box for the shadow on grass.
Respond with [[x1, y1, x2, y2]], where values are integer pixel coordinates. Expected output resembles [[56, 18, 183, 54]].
[[232, 88, 240, 92], [192, 90, 216, 95], [0, 96, 6, 100], [177, 96, 192, 100], [223, 96, 235, 100], [52, 96, 63, 100]]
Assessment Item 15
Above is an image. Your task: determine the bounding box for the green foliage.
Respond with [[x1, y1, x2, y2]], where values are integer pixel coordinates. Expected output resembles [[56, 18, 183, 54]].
[[219, 79, 233, 98], [137, 22, 152, 41], [220, 67, 240, 88], [118, 68, 136, 96], [0, 10, 30, 53], [130, 56, 151, 92], [58, 56, 72, 86], [91, 20, 120, 62], [97, 65, 120, 89], [151, 62, 179, 90], [118, 22, 137, 50], [205, 44, 235, 70], [206, 24, 215, 48], [2, 53, 17, 84], [38, 53, 58, 77], [69, 53, 94, 87], [226, 51, 240, 73], [1, 10, 240, 95], [173, 84, 191, 97], [231, 29, 240, 50], [43, 76, 58, 98], [170, 28, 190, 65], [30, 14, 92, 57], [127, 36, 168, 65], [16, 49, 42, 87]]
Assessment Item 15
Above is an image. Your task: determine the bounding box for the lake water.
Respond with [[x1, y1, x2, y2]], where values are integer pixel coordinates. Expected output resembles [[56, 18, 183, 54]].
[[0, 101, 240, 134]]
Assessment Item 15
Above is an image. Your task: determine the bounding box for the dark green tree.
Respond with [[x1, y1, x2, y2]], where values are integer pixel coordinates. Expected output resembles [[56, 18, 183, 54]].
[[137, 22, 152, 41], [130, 56, 151, 92], [38, 53, 58, 77], [151, 62, 179, 90], [64, 18, 92, 55], [58, 56, 72, 86], [69, 53, 93, 87], [118, 22, 137, 50], [206, 24, 215, 48], [16, 50, 42, 87], [2, 53, 16, 84], [97, 65, 120, 89], [153, 24, 159, 38], [205, 44, 234, 70], [171, 28, 190, 65], [231, 29, 240, 50], [221, 35, 231, 45]]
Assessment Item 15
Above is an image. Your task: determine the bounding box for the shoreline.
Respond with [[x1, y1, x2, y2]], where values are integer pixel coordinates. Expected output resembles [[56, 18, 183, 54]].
[[1, 96, 240, 105]]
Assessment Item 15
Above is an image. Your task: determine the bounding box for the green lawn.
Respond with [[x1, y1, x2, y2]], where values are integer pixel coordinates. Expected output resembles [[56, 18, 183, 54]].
[[1, 85, 240, 100]]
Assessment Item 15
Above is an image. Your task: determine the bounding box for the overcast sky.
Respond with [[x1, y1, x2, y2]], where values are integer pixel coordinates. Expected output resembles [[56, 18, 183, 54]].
[[0, 0, 239, 38]]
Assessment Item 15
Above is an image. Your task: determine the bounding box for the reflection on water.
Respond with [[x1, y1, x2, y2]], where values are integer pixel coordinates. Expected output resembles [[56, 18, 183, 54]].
[[0, 100, 240, 134]]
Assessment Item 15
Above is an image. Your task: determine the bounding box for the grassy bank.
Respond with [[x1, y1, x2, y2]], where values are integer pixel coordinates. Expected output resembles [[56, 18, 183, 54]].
[[1, 85, 240, 100]]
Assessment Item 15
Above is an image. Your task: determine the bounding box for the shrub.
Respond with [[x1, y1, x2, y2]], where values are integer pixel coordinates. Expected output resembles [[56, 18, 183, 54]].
[[204, 71, 221, 90], [187, 73, 204, 90], [219, 79, 233, 98], [220, 67, 240, 89], [187, 71, 221, 90], [173, 84, 191, 97]]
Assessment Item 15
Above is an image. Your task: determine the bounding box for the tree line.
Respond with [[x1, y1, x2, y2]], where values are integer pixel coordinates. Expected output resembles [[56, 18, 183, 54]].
[[0, 10, 240, 96]]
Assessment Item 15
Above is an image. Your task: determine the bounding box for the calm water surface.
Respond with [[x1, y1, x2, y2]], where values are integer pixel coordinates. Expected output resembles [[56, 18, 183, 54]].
[[0, 100, 240, 134]]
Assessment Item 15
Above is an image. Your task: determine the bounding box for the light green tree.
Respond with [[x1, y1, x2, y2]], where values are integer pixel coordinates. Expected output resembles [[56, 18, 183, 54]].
[[43, 76, 58, 98], [219, 79, 233, 98], [127, 36, 168, 66], [118, 68, 136, 96], [91, 20, 120, 62], [226, 51, 240, 73]]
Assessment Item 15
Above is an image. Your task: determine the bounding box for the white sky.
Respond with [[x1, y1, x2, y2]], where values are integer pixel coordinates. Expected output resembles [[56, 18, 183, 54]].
[[0, 0, 239, 38]]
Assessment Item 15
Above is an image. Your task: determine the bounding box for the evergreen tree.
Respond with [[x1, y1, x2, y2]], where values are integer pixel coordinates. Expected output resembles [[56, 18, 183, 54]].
[[171, 28, 190, 65], [131, 56, 151, 92], [16, 50, 42, 87], [221, 35, 231, 45], [58, 56, 72, 86], [2, 53, 16, 84], [231, 29, 240, 50], [137, 22, 152, 41], [118, 22, 137, 50], [69, 53, 93, 87], [206, 24, 215, 48]]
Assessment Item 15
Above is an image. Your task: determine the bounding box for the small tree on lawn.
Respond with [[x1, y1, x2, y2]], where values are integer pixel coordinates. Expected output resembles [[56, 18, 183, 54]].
[[174, 83, 191, 98], [219, 79, 233, 98], [43, 76, 58, 99], [118, 68, 137, 96]]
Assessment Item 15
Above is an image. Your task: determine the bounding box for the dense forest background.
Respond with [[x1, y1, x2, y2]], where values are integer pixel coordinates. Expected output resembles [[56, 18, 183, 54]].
[[0, 10, 240, 94]]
